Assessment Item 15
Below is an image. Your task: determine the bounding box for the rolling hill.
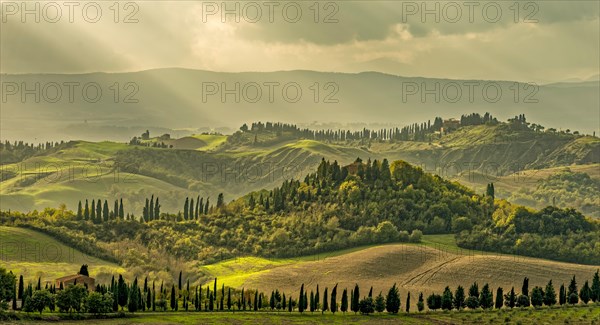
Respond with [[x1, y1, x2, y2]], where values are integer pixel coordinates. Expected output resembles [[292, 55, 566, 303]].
[[0, 226, 124, 284], [1, 120, 598, 217], [199, 236, 599, 310]]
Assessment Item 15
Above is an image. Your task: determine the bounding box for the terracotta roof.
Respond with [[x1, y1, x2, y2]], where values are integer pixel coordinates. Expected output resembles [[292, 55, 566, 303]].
[[55, 274, 94, 282]]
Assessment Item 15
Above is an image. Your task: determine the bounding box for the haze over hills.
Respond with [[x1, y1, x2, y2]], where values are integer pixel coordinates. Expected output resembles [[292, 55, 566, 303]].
[[2, 68, 599, 142], [1, 116, 598, 216]]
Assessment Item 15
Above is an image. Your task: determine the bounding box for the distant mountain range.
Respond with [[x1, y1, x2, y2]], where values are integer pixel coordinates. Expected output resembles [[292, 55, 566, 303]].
[[2, 68, 598, 142]]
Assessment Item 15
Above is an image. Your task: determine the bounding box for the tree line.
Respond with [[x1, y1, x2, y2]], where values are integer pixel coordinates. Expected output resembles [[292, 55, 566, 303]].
[[2, 267, 599, 316]]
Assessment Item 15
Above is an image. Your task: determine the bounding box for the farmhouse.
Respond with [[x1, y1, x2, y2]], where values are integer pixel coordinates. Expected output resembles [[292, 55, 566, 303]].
[[55, 274, 95, 290]]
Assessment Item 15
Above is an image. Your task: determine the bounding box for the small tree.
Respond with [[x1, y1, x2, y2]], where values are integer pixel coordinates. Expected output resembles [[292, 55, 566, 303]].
[[530, 287, 544, 307], [504, 287, 516, 308], [358, 297, 375, 315], [441, 286, 453, 310], [27, 290, 54, 314], [414, 293, 423, 312], [374, 292, 385, 313], [453, 285, 465, 310], [516, 294, 530, 307], [580, 281, 591, 304], [405, 292, 410, 313]]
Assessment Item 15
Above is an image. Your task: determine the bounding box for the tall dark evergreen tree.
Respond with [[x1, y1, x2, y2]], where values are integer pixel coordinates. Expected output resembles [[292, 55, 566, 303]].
[[331, 284, 338, 314], [119, 198, 124, 219], [454, 285, 465, 310], [322, 288, 328, 313], [128, 277, 140, 312], [580, 281, 591, 304], [559, 284, 566, 305], [441, 286, 453, 310], [351, 284, 359, 313], [544, 280, 557, 306], [592, 270, 600, 302], [479, 284, 493, 309], [91, 199, 96, 221], [385, 283, 400, 314], [171, 285, 177, 310], [77, 201, 83, 220], [299, 284, 305, 313], [183, 198, 189, 220], [341, 288, 348, 313], [522, 277, 529, 296], [117, 275, 128, 310], [406, 292, 410, 313], [96, 198, 102, 222], [495, 287, 503, 309], [154, 197, 160, 219], [18, 275, 24, 300], [84, 199, 90, 220]]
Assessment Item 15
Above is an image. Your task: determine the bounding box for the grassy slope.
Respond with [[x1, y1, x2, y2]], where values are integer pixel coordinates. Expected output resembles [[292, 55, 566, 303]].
[[2, 125, 598, 215], [0, 226, 124, 284], [199, 235, 599, 311]]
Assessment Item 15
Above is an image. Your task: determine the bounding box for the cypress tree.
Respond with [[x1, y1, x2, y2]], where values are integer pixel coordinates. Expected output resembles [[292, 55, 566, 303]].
[[522, 277, 529, 297], [454, 285, 465, 309], [580, 281, 591, 304], [128, 277, 140, 312], [417, 292, 424, 312], [504, 287, 516, 308], [340, 289, 348, 313], [84, 199, 90, 220], [479, 284, 493, 309], [77, 201, 83, 220], [219, 284, 224, 311], [149, 195, 154, 220], [254, 291, 258, 311], [592, 269, 600, 302], [322, 288, 328, 313], [18, 275, 23, 299], [96, 198, 102, 222], [441, 286, 453, 310], [154, 197, 160, 219], [91, 199, 96, 221], [119, 198, 124, 219], [227, 288, 231, 310], [178, 271, 183, 295], [495, 287, 503, 309], [113, 200, 118, 220], [406, 292, 410, 313], [282, 293, 287, 310], [385, 283, 400, 314], [299, 284, 304, 312], [171, 285, 177, 310], [204, 198, 210, 214], [559, 284, 566, 305], [310, 291, 315, 312], [352, 284, 359, 313], [544, 280, 557, 306], [288, 296, 292, 312], [184, 197, 189, 220], [331, 284, 338, 314], [315, 285, 320, 312]]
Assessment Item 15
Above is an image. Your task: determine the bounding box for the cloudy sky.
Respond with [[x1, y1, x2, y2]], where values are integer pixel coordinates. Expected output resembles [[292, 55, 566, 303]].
[[2, 1, 599, 83]]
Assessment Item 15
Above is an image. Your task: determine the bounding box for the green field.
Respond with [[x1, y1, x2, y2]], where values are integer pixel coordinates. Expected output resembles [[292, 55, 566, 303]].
[[0, 227, 124, 284], [4, 304, 600, 324]]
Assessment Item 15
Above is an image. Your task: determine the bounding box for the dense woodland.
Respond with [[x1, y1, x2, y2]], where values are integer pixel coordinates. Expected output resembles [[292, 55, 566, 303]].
[[1, 158, 599, 269], [1, 266, 599, 318]]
